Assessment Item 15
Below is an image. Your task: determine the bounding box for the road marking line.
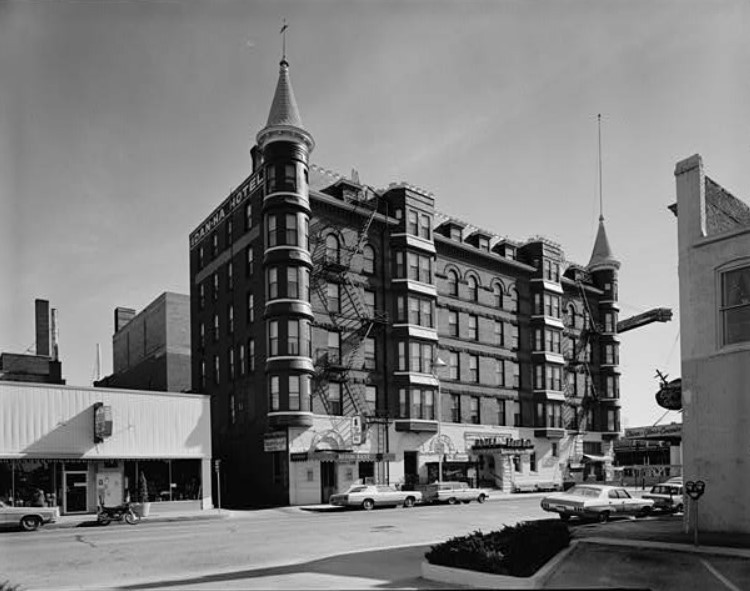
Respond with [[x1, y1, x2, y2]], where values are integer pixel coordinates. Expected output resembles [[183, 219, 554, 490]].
[[700, 558, 742, 591]]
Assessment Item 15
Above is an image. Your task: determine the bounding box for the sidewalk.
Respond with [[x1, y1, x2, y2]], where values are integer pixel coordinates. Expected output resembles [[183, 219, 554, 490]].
[[48, 507, 232, 529]]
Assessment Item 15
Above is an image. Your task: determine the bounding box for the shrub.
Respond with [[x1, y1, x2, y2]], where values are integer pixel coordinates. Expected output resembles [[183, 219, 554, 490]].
[[138, 472, 149, 503], [425, 519, 570, 577]]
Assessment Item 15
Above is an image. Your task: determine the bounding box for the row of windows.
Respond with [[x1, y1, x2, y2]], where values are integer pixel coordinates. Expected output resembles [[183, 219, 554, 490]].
[[269, 373, 312, 412], [443, 351, 520, 388], [198, 339, 255, 389], [406, 210, 432, 240], [396, 295, 434, 328], [446, 311, 519, 348], [317, 331, 377, 370], [398, 392, 522, 426], [267, 266, 311, 302], [267, 212, 310, 249], [533, 293, 561, 318], [268, 319, 313, 357], [265, 161, 308, 195], [318, 382, 377, 415], [444, 271, 519, 312], [394, 251, 433, 283], [197, 247, 256, 309], [199, 296, 256, 346], [322, 283, 377, 317], [324, 235, 376, 274], [196, 202, 256, 271]]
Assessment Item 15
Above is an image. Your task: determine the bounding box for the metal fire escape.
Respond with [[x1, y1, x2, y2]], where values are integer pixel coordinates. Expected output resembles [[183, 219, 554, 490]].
[[309, 187, 388, 432]]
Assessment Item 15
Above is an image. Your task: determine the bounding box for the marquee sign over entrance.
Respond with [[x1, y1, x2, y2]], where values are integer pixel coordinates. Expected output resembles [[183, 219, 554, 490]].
[[471, 437, 534, 452]]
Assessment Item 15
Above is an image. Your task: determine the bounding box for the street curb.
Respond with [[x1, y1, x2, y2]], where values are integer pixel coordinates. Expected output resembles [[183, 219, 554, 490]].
[[579, 536, 750, 559], [45, 511, 230, 530]]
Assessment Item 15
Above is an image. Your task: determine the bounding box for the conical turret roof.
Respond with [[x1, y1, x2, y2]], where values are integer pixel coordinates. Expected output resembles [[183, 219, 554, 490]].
[[265, 59, 304, 129], [587, 216, 620, 272]]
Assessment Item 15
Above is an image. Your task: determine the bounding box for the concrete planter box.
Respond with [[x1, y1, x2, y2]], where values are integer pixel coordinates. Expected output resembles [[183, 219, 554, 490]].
[[421, 542, 575, 589]]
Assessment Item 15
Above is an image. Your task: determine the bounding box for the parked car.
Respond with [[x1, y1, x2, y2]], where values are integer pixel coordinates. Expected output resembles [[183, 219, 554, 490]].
[[419, 481, 488, 505], [641, 481, 684, 513], [329, 484, 422, 510], [540, 484, 655, 523], [0, 500, 60, 531]]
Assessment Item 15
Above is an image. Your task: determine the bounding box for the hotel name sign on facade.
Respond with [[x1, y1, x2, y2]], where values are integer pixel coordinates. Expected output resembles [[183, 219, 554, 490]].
[[189, 170, 263, 249]]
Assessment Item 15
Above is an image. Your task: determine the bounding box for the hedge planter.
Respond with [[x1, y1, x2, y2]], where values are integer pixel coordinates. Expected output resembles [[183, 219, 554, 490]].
[[421, 543, 575, 589], [423, 520, 571, 589]]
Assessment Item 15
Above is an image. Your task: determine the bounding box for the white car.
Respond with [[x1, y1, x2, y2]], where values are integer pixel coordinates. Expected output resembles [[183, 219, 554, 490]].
[[329, 484, 422, 510], [540, 485, 654, 522], [419, 481, 488, 505], [0, 501, 60, 531]]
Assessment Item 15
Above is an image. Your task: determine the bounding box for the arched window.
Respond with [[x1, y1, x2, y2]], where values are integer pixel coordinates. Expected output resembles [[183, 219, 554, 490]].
[[325, 234, 339, 264], [508, 286, 518, 312], [467, 276, 479, 302], [493, 284, 503, 308], [448, 270, 459, 296], [567, 305, 577, 328], [362, 245, 375, 274]]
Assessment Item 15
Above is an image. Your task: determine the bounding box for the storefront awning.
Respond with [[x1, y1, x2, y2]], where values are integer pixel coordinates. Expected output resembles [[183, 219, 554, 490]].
[[582, 454, 610, 463]]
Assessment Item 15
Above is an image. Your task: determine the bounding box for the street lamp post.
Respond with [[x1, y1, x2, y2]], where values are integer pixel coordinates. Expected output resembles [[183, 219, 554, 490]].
[[433, 356, 447, 483]]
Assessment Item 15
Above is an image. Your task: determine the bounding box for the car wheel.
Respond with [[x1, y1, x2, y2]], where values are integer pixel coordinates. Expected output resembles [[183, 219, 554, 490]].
[[447, 497, 458, 505], [20, 516, 41, 532], [675, 503, 684, 514], [598, 511, 610, 523], [637, 506, 652, 518], [559, 513, 571, 522], [403, 496, 415, 508], [477, 494, 486, 504], [362, 499, 375, 511]]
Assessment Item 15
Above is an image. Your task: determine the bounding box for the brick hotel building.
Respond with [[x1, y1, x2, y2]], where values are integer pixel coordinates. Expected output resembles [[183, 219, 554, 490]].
[[189, 56, 622, 507]]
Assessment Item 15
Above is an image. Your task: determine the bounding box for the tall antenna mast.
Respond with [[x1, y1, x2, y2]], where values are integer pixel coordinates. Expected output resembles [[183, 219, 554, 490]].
[[280, 18, 288, 62], [598, 113, 604, 221]]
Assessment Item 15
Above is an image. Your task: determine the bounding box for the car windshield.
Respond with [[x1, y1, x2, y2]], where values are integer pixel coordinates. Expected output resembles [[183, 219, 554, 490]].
[[566, 486, 602, 498], [347, 486, 368, 493]]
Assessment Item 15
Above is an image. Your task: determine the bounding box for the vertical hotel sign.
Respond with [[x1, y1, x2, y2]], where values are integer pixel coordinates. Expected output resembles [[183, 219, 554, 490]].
[[93, 402, 113, 443], [190, 170, 263, 250]]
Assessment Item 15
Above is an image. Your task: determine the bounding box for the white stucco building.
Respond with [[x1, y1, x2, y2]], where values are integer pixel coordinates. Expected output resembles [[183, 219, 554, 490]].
[[674, 154, 750, 534], [0, 382, 213, 514]]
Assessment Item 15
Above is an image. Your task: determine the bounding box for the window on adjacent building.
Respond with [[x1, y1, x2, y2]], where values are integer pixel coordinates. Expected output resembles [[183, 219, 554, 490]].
[[199, 322, 205, 349], [288, 319, 300, 355], [247, 293, 254, 323], [722, 266, 750, 345], [508, 288, 518, 312], [248, 339, 255, 372], [327, 282, 340, 313], [200, 360, 206, 390], [495, 359, 505, 387], [365, 386, 377, 414], [494, 321, 503, 346], [327, 331, 340, 365], [198, 246, 205, 270], [328, 382, 342, 415], [214, 355, 220, 385], [213, 273, 219, 301], [450, 394, 461, 422], [364, 290, 376, 318], [246, 246, 254, 276], [478, 237, 490, 252], [228, 304, 234, 334], [511, 324, 519, 349], [245, 202, 252, 230], [228, 348, 235, 379], [227, 262, 234, 290], [450, 226, 462, 242], [399, 389, 408, 418], [213, 314, 219, 341], [512, 400, 521, 426], [364, 337, 376, 370], [362, 245, 375, 274], [212, 233, 219, 257], [448, 310, 458, 337], [395, 251, 405, 278], [448, 352, 459, 379], [469, 396, 480, 424], [493, 284, 503, 308], [447, 270, 459, 296], [239, 344, 246, 375], [199, 283, 205, 309], [469, 355, 479, 383], [497, 399, 506, 425], [468, 314, 478, 341], [467, 276, 479, 302], [408, 210, 419, 235], [325, 234, 339, 264], [512, 362, 520, 388], [286, 213, 298, 246]]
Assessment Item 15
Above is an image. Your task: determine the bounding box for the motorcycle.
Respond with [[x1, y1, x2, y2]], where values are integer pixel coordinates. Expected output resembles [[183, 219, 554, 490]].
[[97, 502, 140, 526]]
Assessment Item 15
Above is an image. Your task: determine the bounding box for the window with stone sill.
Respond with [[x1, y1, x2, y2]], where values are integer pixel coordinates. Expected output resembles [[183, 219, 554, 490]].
[[721, 265, 750, 346], [363, 245, 375, 274], [200, 361, 206, 390], [228, 348, 235, 379]]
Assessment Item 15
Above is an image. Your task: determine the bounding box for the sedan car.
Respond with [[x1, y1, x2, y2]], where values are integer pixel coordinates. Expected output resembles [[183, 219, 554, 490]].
[[0, 501, 60, 531], [540, 484, 654, 522], [329, 484, 422, 510], [642, 482, 684, 513], [420, 481, 488, 505]]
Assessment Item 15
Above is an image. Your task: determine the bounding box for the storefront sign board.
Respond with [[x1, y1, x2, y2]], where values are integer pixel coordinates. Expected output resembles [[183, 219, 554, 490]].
[[263, 431, 288, 452]]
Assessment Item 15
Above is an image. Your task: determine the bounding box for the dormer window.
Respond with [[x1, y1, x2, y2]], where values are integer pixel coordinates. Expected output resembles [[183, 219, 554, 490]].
[[478, 237, 490, 252], [450, 227, 462, 242]]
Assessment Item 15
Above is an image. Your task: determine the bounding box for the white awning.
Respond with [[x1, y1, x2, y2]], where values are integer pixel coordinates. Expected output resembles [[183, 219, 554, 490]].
[[582, 454, 610, 462]]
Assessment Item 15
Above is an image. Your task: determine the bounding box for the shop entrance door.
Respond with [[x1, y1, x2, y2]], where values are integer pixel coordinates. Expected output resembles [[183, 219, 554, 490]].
[[320, 462, 337, 503], [64, 471, 88, 514]]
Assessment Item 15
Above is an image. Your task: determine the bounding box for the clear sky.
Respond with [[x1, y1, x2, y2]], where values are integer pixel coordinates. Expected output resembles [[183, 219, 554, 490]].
[[2, 0, 749, 429]]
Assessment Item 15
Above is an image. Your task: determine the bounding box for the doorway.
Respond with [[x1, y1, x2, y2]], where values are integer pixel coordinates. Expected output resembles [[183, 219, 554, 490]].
[[64, 471, 88, 514], [358, 461, 374, 484], [320, 462, 337, 503]]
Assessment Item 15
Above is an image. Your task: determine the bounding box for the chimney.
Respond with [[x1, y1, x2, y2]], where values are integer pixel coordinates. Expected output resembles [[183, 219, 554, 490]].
[[35, 299, 50, 358], [50, 308, 60, 361], [115, 307, 136, 332]]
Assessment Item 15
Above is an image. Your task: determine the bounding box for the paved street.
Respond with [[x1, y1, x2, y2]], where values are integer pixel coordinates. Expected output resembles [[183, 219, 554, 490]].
[[0, 497, 545, 590]]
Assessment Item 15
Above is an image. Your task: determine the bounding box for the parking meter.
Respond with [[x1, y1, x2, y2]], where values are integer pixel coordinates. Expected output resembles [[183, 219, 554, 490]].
[[685, 480, 706, 546]]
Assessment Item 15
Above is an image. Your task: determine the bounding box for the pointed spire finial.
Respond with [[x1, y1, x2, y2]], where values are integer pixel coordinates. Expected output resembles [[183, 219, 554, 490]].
[[598, 113, 604, 222], [280, 19, 288, 64]]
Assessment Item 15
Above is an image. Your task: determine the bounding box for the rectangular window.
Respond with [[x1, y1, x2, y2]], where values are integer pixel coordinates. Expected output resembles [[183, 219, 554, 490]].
[[288, 267, 299, 299], [495, 321, 503, 346], [327, 282, 340, 313], [327, 331, 340, 365], [495, 359, 505, 387], [409, 342, 420, 372], [229, 393, 236, 424], [469, 396, 480, 424], [245, 202, 252, 230], [212, 233, 218, 257], [450, 394, 461, 422], [228, 304, 234, 334], [213, 314, 219, 341], [199, 322, 205, 349], [512, 400, 521, 427], [198, 246, 204, 270], [419, 255, 431, 283], [270, 376, 280, 411], [289, 376, 300, 410], [534, 364, 544, 390], [214, 355, 220, 385], [267, 214, 277, 247], [408, 210, 419, 235], [247, 293, 254, 323], [283, 163, 296, 191], [420, 299, 433, 328], [511, 325, 519, 349], [423, 389, 434, 420], [200, 360, 206, 390], [228, 348, 235, 379], [199, 283, 205, 309], [365, 386, 377, 414], [328, 382, 342, 415], [399, 389, 408, 418], [448, 310, 458, 337], [246, 246, 254, 276], [286, 213, 298, 246], [419, 214, 431, 239], [468, 315, 478, 341], [448, 352, 459, 380], [478, 237, 490, 251], [364, 337, 376, 370], [227, 262, 233, 290], [213, 273, 219, 301], [450, 227, 462, 241], [606, 408, 620, 432], [249, 339, 255, 372], [411, 388, 423, 419], [469, 355, 479, 383], [407, 252, 419, 280], [395, 251, 405, 278], [269, 320, 278, 356], [497, 399, 506, 425], [268, 267, 278, 299], [512, 362, 520, 388], [398, 341, 407, 371], [239, 344, 246, 375], [421, 343, 433, 374], [288, 320, 300, 355], [364, 290, 376, 318]]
